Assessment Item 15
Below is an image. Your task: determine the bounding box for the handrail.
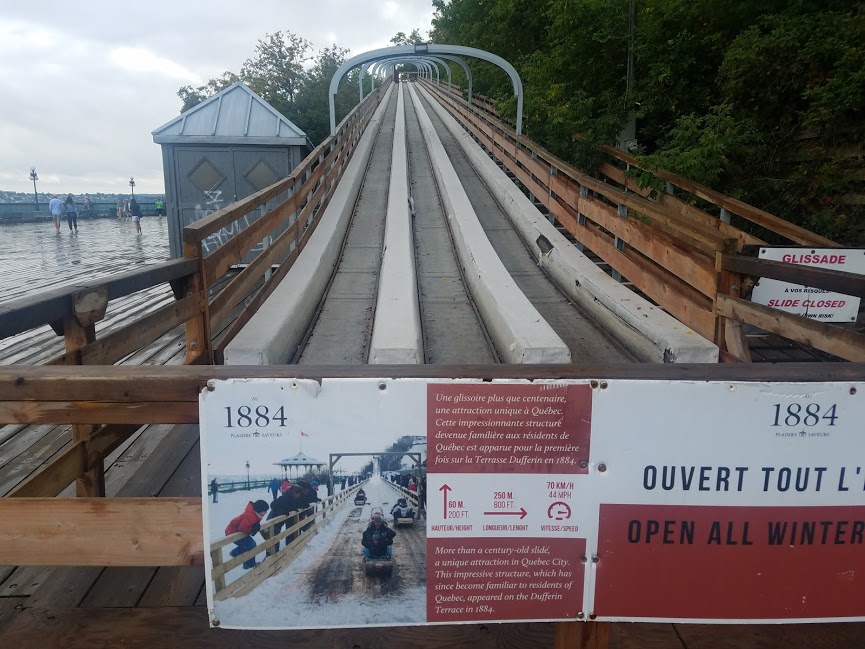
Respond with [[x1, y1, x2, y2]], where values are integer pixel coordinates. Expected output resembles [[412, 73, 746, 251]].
[[0, 257, 197, 339]]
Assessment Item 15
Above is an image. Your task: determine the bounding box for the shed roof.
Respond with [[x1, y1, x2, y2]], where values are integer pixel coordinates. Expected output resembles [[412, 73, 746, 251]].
[[151, 82, 311, 147]]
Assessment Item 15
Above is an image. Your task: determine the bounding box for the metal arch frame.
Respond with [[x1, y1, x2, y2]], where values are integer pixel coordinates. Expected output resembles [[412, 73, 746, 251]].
[[369, 54, 473, 100], [372, 57, 443, 85], [330, 43, 522, 135]]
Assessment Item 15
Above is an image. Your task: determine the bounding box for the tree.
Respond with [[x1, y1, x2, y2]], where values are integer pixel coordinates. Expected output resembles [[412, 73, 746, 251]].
[[390, 29, 426, 46], [175, 31, 361, 147]]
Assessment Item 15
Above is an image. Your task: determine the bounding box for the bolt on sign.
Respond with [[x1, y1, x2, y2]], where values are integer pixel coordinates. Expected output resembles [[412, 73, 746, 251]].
[[200, 378, 865, 630], [749, 247, 865, 322]]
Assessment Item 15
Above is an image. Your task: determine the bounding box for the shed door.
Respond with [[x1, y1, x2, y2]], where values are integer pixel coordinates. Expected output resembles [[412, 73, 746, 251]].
[[174, 148, 237, 256]]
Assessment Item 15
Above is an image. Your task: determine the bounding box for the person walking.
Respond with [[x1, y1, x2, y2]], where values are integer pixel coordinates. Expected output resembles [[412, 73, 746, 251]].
[[64, 194, 78, 233], [130, 197, 142, 235], [268, 478, 280, 501], [155, 198, 165, 219], [82, 195, 95, 219], [210, 478, 219, 503], [48, 194, 64, 234], [116, 198, 125, 220]]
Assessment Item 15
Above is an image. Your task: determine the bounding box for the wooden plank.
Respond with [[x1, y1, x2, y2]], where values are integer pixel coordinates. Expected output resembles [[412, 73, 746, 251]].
[[0, 258, 197, 340], [46, 292, 205, 366], [2, 364, 865, 404], [593, 142, 838, 247], [0, 498, 203, 566], [722, 254, 865, 298], [716, 295, 865, 362], [179, 245, 212, 366], [0, 607, 556, 648], [0, 402, 196, 425], [546, 198, 717, 339]]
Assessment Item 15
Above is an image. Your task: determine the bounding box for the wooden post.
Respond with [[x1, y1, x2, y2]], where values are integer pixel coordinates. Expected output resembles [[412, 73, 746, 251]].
[[554, 621, 610, 649], [181, 242, 213, 365], [63, 287, 109, 496], [713, 239, 750, 362]]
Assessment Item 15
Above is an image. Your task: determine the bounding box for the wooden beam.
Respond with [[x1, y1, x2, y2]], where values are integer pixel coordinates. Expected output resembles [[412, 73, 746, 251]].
[[0, 365, 864, 407], [180, 244, 213, 366], [716, 295, 865, 362], [722, 254, 865, 298], [0, 498, 203, 566], [0, 401, 197, 425]]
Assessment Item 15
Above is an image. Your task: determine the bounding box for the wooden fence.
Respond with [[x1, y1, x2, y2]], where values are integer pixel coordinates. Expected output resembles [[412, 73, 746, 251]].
[[210, 481, 365, 600], [420, 80, 865, 363]]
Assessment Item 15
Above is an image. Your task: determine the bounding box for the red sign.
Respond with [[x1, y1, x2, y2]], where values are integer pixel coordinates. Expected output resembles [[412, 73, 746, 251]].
[[595, 504, 865, 619], [427, 383, 591, 474], [427, 537, 585, 622]]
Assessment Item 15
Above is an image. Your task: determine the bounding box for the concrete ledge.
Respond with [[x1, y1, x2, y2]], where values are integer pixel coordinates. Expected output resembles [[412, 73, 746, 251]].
[[418, 84, 718, 364], [408, 84, 570, 364], [369, 83, 423, 364], [224, 85, 395, 365]]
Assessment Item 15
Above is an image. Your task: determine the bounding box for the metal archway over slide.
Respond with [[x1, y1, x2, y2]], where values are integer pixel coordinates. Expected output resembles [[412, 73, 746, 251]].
[[367, 53, 473, 100], [330, 43, 523, 135], [328, 451, 423, 495]]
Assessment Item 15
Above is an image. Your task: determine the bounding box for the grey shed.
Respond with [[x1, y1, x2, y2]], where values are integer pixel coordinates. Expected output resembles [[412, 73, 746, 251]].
[[152, 82, 312, 259]]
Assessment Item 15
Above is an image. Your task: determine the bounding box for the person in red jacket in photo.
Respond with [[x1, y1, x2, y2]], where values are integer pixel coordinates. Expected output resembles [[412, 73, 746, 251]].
[[225, 499, 269, 569]]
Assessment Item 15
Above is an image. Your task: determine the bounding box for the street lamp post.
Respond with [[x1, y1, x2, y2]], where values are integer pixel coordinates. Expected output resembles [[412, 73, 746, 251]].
[[129, 177, 135, 198], [29, 168, 39, 208], [245, 460, 250, 489]]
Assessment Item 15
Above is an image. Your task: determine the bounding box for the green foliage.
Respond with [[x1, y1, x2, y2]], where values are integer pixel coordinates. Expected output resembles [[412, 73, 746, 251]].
[[176, 32, 360, 146], [431, 0, 865, 244]]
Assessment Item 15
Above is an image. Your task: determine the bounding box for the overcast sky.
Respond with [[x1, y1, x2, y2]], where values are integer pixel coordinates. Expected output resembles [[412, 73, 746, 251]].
[[0, 1, 434, 195]]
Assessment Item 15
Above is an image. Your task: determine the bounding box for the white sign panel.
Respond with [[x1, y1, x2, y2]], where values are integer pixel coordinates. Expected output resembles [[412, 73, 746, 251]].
[[750, 248, 864, 321], [199, 377, 865, 629]]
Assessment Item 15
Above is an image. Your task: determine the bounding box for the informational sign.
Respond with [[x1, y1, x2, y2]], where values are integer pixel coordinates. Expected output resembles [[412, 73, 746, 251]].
[[425, 383, 591, 622], [749, 247, 864, 321], [591, 380, 865, 623], [200, 377, 865, 630]]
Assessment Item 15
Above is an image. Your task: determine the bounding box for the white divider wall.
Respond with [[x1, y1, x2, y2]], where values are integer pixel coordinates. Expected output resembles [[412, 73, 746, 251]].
[[369, 83, 423, 364], [224, 84, 396, 365], [407, 83, 571, 364], [416, 84, 718, 363]]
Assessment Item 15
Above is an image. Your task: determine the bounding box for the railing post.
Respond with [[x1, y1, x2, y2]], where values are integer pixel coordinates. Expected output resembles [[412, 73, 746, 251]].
[[714, 239, 750, 362], [63, 287, 109, 496], [181, 242, 213, 365], [212, 546, 226, 593], [611, 204, 628, 282]]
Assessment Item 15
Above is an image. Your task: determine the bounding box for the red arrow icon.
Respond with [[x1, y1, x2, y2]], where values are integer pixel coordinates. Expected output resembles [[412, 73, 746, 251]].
[[439, 483, 452, 518], [483, 508, 528, 520]]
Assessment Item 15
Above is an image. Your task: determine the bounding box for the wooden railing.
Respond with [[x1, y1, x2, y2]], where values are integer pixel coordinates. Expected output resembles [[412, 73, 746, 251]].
[[209, 481, 365, 600], [419, 80, 865, 363]]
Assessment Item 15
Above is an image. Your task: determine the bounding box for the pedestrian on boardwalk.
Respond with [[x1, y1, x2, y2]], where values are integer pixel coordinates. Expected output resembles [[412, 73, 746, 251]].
[[210, 478, 219, 503], [268, 477, 280, 501], [130, 197, 142, 235], [225, 499, 269, 569], [155, 198, 165, 219], [64, 194, 78, 233], [116, 198, 125, 220], [82, 195, 95, 219], [48, 194, 64, 234]]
